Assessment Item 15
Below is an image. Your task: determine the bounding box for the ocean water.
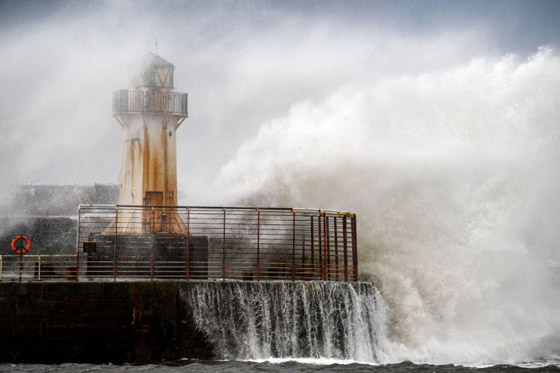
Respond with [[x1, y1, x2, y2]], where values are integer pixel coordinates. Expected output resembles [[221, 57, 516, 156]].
[[1, 360, 560, 373]]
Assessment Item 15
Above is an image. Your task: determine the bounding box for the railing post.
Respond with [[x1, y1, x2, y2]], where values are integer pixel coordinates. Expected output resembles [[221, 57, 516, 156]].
[[76, 207, 81, 281], [18, 233, 23, 282], [151, 207, 155, 281], [343, 215, 348, 282], [334, 217, 339, 281], [318, 211, 325, 280], [0, 255, 2, 281], [323, 213, 328, 281], [310, 216, 314, 278], [143, 90, 148, 112], [151, 209, 155, 281], [351, 215, 358, 281], [222, 207, 226, 281], [325, 215, 330, 280], [38, 256, 42, 281], [186, 207, 190, 281], [292, 209, 296, 282], [302, 227, 306, 268], [113, 206, 118, 282], [257, 208, 260, 282]]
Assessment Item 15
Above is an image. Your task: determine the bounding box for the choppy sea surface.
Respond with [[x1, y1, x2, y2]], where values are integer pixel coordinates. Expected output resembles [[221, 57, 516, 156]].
[[2, 360, 560, 373]]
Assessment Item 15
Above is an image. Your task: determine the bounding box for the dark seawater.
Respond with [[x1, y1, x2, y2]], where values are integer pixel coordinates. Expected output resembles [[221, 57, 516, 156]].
[[1, 361, 560, 373]]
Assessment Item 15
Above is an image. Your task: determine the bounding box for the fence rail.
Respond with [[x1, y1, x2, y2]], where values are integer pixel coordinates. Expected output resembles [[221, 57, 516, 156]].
[[1, 205, 358, 282], [113, 90, 188, 116], [0, 255, 77, 281]]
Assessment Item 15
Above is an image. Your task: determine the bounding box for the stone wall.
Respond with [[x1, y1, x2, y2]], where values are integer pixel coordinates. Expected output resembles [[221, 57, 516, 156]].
[[0, 281, 214, 364]]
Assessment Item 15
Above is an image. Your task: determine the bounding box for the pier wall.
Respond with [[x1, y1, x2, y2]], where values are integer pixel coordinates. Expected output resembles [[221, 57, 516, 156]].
[[0, 281, 383, 364], [0, 281, 213, 363]]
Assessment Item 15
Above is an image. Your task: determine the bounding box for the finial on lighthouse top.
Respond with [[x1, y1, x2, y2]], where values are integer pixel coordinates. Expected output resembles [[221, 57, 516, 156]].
[[128, 52, 174, 89]]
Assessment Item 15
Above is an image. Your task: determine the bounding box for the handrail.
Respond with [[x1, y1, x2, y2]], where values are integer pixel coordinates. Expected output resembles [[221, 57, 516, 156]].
[[77, 205, 359, 283], [79, 204, 354, 217], [0, 254, 78, 282], [112, 90, 188, 116], [1, 205, 359, 283]]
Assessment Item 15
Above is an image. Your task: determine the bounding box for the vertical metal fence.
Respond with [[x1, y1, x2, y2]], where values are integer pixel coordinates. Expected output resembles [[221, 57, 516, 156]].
[[75, 205, 358, 282]]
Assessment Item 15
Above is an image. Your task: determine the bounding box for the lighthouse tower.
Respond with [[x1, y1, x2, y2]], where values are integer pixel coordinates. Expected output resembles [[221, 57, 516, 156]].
[[112, 53, 188, 208]]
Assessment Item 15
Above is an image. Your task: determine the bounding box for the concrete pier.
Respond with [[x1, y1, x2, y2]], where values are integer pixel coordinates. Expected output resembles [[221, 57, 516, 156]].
[[0, 280, 382, 364], [0, 281, 213, 364]]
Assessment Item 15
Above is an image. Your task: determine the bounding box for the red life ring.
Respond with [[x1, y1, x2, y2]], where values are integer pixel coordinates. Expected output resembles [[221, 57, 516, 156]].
[[11, 235, 31, 255]]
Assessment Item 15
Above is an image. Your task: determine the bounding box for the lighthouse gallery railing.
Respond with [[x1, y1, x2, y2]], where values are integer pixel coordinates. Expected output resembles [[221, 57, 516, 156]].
[[113, 90, 188, 116]]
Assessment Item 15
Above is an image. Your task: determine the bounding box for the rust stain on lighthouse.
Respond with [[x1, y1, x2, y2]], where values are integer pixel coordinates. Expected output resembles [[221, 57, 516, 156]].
[[112, 53, 188, 233]]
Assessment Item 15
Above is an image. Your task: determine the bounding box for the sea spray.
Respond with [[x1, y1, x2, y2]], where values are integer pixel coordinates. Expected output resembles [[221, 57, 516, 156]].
[[181, 281, 389, 362], [217, 49, 560, 363]]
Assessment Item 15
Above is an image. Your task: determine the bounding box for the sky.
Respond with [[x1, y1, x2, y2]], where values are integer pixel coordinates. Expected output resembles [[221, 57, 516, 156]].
[[0, 0, 559, 203], [1, 0, 560, 363]]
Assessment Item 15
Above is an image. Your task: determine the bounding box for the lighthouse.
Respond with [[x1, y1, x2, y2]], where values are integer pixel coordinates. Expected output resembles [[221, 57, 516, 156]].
[[111, 53, 188, 234], [112, 53, 188, 208], [86, 54, 204, 273]]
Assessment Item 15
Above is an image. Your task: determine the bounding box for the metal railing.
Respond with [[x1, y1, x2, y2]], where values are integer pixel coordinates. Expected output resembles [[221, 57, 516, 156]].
[[0, 255, 77, 281], [112, 89, 188, 116], [0, 205, 358, 282], [76, 205, 358, 282]]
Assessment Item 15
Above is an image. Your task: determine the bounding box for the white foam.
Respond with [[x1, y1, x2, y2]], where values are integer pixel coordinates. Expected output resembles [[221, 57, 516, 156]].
[[218, 48, 560, 364]]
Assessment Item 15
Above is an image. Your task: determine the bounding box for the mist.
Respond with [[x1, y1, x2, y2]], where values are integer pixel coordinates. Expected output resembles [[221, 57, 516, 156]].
[[218, 47, 560, 363], [1, 0, 560, 365]]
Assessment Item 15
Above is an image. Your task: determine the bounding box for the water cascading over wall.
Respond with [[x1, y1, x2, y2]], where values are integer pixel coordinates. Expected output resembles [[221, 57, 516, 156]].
[[0, 281, 386, 363], [181, 281, 388, 362]]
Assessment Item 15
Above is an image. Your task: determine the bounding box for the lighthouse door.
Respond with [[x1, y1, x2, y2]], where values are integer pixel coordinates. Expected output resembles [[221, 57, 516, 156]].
[[144, 191, 163, 206], [144, 191, 165, 233]]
